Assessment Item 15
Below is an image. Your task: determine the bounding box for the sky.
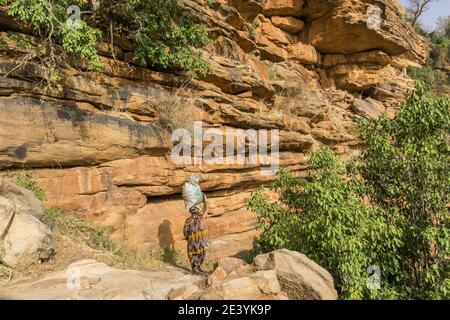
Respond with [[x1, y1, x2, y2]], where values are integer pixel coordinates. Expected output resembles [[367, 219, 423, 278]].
[[397, 0, 450, 30]]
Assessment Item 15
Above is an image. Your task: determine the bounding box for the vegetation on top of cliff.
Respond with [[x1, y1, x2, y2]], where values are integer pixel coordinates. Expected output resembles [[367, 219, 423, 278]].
[[247, 86, 450, 300], [94, 0, 211, 77], [408, 16, 449, 94], [0, 0, 211, 79]]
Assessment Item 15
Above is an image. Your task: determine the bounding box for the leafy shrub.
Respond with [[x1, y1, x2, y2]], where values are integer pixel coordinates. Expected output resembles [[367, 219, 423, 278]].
[[14, 172, 46, 201], [247, 147, 402, 299], [408, 25, 449, 94], [1, 0, 103, 70], [1, 0, 210, 77], [247, 86, 450, 299], [359, 85, 450, 299], [408, 64, 448, 92], [100, 0, 211, 77]]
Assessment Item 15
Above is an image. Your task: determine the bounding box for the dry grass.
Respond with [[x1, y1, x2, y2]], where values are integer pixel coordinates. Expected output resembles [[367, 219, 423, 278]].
[[153, 86, 195, 143], [0, 207, 165, 285], [270, 86, 326, 117], [264, 61, 280, 80]]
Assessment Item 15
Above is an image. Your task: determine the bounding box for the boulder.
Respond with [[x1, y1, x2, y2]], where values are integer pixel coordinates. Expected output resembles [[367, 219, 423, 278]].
[[287, 43, 321, 64], [0, 178, 54, 267], [271, 16, 305, 33], [256, 35, 288, 62], [0, 259, 205, 300], [254, 249, 338, 300], [307, 0, 427, 63], [0, 177, 44, 219], [257, 15, 293, 45], [352, 98, 384, 120], [228, 264, 255, 279], [0, 257, 291, 300], [215, 256, 247, 273], [0, 196, 15, 240], [365, 97, 386, 113], [207, 265, 228, 286], [200, 270, 288, 300], [0, 196, 54, 266], [167, 284, 203, 300], [227, 0, 263, 21]]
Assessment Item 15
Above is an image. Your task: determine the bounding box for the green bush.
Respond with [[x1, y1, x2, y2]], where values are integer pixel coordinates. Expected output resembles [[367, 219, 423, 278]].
[[100, 0, 211, 77], [1, 0, 210, 77], [247, 147, 402, 299], [359, 85, 450, 299], [247, 86, 450, 300], [14, 172, 46, 201], [408, 64, 447, 92], [408, 26, 449, 94], [1, 0, 103, 70]]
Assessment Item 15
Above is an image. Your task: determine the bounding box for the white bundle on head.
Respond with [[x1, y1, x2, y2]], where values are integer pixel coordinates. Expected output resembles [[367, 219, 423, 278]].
[[182, 174, 203, 210]]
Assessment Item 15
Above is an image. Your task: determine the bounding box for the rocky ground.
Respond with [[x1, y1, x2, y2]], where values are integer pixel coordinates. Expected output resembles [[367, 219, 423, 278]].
[[0, 250, 337, 300]]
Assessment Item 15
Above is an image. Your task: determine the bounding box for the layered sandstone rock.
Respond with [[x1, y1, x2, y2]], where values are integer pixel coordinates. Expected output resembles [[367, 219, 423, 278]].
[[305, 0, 427, 62], [0, 0, 426, 261], [262, 0, 304, 17], [271, 16, 305, 33]]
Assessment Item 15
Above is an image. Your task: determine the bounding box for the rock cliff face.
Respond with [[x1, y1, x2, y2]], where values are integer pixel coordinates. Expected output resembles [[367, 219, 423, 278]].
[[0, 1, 426, 260]]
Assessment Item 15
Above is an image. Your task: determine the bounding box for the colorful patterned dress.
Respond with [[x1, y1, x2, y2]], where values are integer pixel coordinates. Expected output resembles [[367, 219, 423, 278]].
[[183, 213, 207, 269]]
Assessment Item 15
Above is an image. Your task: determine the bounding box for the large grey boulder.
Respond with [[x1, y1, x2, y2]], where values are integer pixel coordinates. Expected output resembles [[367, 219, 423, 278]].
[[214, 256, 247, 274], [0, 178, 54, 266], [200, 270, 288, 300], [0, 177, 44, 219], [254, 249, 338, 300], [351, 98, 385, 120]]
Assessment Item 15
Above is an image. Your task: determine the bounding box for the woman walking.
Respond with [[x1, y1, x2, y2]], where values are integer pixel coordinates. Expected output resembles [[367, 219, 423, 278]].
[[183, 194, 208, 275]]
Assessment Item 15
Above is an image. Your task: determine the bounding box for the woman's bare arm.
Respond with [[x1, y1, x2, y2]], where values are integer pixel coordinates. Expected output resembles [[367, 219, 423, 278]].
[[200, 193, 208, 218]]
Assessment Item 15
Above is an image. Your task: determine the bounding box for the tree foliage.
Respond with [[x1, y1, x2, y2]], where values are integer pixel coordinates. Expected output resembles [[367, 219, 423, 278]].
[[408, 16, 449, 94], [359, 84, 449, 299], [247, 87, 450, 300], [94, 0, 211, 77], [247, 147, 402, 299], [0, 0, 210, 77], [1, 0, 103, 70]]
